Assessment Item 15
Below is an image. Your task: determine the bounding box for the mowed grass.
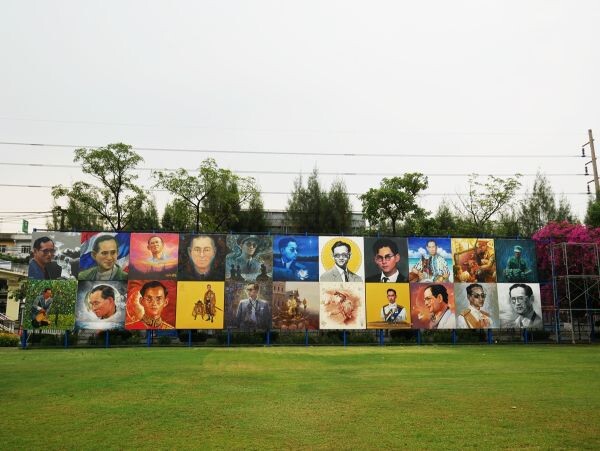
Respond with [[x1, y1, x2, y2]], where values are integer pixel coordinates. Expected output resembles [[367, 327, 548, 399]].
[[2, 346, 600, 450]]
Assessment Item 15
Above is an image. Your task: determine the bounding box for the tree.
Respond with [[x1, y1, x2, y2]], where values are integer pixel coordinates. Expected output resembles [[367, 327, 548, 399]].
[[359, 173, 428, 235], [51, 143, 147, 231], [161, 199, 196, 232], [125, 199, 160, 231], [455, 174, 521, 235], [154, 158, 261, 233], [517, 172, 576, 237], [47, 200, 103, 231], [585, 198, 600, 228], [285, 169, 352, 234], [236, 187, 268, 233], [323, 179, 353, 234]]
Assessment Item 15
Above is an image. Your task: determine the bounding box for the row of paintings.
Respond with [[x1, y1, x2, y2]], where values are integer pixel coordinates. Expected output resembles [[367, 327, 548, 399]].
[[28, 232, 539, 284], [25, 279, 543, 331]]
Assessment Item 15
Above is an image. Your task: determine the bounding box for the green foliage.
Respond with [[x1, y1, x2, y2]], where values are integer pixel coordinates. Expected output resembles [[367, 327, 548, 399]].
[[585, 198, 600, 227], [51, 143, 148, 231], [455, 173, 521, 235], [235, 187, 268, 233], [124, 198, 161, 231], [155, 158, 262, 233], [360, 173, 428, 235], [517, 172, 577, 237], [157, 335, 172, 345], [23, 280, 77, 329], [161, 199, 196, 232], [286, 169, 352, 234], [0, 333, 19, 347]]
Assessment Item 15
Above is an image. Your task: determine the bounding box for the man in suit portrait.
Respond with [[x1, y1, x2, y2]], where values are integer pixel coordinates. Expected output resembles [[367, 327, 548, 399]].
[[506, 283, 542, 329], [235, 283, 272, 330], [320, 240, 362, 282], [366, 238, 406, 282]]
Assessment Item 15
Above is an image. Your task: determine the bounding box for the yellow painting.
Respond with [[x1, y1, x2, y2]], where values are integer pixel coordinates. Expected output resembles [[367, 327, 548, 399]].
[[176, 281, 225, 329], [365, 283, 411, 329]]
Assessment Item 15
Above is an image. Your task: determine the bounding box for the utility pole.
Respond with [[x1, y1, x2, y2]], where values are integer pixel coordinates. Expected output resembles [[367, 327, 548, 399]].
[[583, 129, 599, 200], [590, 130, 599, 200]]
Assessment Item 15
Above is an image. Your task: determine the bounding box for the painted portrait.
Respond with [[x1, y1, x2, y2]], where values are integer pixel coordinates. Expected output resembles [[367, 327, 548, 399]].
[[365, 283, 410, 329], [225, 235, 273, 283], [319, 236, 364, 282], [224, 281, 272, 330], [319, 282, 365, 330], [176, 281, 225, 329], [24, 279, 77, 330], [125, 279, 177, 330], [454, 283, 499, 329], [128, 233, 179, 280], [364, 237, 408, 283], [407, 237, 453, 283], [451, 238, 497, 283], [410, 283, 456, 329], [495, 239, 538, 283], [178, 234, 226, 281], [272, 281, 320, 330], [79, 232, 129, 281], [272, 235, 319, 282], [75, 281, 127, 330], [29, 231, 81, 280], [497, 283, 543, 329]]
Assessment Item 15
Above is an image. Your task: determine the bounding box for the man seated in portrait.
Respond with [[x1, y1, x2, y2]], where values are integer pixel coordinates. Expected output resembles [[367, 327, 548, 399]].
[[409, 239, 450, 283]]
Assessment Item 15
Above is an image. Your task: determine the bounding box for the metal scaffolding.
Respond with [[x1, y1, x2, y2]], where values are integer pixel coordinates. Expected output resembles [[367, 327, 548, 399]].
[[550, 242, 600, 343]]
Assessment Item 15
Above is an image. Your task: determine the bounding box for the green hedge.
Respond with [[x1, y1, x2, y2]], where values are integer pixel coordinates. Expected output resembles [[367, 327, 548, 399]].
[[0, 332, 19, 347]]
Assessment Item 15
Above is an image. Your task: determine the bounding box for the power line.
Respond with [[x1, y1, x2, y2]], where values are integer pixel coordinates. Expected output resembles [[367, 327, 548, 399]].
[[0, 183, 589, 197], [0, 161, 584, 177], [0, 140, 580, 159]]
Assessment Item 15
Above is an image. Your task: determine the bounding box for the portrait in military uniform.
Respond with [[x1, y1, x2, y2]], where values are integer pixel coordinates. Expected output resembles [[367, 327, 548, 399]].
[[495, 239, 538, 283], [454, 283, 499, 329]]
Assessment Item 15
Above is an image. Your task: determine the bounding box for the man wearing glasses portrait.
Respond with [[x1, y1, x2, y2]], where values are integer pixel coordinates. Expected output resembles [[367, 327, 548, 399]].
[[28, 236, 62, 279], [366, 238, 405, 282], [320, 240, 362, 282], [457, 283, 492, 328]]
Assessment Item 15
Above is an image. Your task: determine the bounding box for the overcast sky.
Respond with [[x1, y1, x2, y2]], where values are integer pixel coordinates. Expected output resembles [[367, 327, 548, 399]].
[[1, 0, 599, 233]]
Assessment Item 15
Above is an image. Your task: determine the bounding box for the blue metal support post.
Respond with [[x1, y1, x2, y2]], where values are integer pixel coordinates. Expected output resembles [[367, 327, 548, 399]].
[[452, 329, 457, 344], [64, 330, 69, 348], [105, 330, 110, 348], [21, 330, 28, 349], [487, 328, 493, 344], [343, 330, 347, 347], [417, 329, 422, 345], [266, 330, 271, 346], [188, 330, 192, 347]]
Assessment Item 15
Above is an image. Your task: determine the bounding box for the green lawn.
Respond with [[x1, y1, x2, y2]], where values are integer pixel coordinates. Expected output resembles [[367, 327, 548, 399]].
[[2, 346, 599, 450]]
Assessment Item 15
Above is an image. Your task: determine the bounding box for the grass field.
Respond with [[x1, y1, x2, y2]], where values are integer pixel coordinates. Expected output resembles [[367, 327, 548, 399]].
[[2, 346, 599, 450]]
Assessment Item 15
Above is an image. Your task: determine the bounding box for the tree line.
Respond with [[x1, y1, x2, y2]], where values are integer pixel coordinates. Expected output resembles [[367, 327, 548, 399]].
[[48, 143, 600, 237]]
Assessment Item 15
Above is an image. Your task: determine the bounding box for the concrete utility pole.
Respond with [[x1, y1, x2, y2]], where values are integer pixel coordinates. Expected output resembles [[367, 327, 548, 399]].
[[589, 129, 600, 200]]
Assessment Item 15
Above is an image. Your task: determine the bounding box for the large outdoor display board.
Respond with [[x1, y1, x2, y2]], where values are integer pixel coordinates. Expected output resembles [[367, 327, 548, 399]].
[[25, 232, 541, 331]]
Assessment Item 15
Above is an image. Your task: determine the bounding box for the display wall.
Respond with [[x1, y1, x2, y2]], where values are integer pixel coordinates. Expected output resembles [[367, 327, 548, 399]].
[[25, 232, 542, 331]]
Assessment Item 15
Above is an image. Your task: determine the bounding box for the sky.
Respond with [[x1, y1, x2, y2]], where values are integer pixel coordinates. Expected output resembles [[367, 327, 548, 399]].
[[1, 0, 599, 233]]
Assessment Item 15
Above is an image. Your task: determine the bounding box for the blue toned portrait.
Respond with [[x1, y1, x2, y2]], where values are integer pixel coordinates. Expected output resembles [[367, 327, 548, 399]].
[[495, 239, 538, 283], [407, 237, 453, 283], [272, 235, 319, 281]]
